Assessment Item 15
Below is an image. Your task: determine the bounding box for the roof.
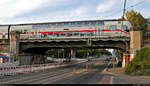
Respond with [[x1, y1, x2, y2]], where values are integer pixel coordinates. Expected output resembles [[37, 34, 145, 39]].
[[0, 19, 123, 26], [0, 54, 9, 59]]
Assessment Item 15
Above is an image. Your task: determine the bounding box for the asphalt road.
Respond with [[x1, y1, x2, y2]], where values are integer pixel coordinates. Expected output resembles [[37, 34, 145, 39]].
[[0, 57, 112, 84]]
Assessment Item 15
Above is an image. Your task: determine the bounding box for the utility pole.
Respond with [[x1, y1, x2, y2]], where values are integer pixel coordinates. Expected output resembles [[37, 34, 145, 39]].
[[122, 0, 127, 21], [121, 0, 127, 30], [121, 0, 128, 64]]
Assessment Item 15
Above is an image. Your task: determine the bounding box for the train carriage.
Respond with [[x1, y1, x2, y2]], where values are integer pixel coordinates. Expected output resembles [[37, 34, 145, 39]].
[[0, 19, 131, 39]]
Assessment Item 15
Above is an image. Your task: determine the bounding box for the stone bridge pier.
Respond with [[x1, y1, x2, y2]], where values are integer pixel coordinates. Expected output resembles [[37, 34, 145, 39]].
[[122, 27, 143, 68], [9, 31, 20, 63]]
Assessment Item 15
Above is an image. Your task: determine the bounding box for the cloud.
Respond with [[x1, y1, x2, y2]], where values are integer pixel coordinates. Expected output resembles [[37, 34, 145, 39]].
[[0, 0, 53, 19], [96, 0, 118, 13], [0, 0, 149, 24]]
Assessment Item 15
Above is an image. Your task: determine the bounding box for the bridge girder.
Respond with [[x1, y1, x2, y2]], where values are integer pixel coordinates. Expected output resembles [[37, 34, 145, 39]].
[[20, 40, 129, 54]]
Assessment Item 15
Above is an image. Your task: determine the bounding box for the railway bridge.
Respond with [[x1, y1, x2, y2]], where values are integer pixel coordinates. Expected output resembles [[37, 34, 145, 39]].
[[0, 26, 143, 68]]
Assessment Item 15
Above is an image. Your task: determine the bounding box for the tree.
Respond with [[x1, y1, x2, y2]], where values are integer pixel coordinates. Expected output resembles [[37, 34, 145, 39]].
[[125, 9, 147, 29]]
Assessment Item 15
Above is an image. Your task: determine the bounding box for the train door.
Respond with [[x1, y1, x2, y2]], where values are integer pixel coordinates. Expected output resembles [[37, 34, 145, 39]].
[[96, 21, 104, 37], [34, 31, 38, 38], [35, 31, 41, 38], [96, 26, 104, 37], [95, 27, 99, 36], [99, 26, 103, 36], [95, 22, 100, 37]]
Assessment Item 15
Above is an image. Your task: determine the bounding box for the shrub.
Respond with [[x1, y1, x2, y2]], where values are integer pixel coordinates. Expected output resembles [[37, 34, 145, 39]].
[[124, 48, 150, 75]]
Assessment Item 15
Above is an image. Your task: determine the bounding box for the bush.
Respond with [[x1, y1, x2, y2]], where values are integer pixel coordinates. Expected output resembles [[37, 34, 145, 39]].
[[124, 48, 150, 75]]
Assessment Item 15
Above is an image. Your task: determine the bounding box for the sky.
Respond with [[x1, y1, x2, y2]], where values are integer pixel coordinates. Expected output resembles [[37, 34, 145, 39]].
[[0, 0, 149, 24]]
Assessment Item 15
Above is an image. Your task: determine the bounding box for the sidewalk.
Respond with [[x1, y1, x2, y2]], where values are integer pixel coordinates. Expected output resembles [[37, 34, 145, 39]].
[[103, 67, 150, 84]]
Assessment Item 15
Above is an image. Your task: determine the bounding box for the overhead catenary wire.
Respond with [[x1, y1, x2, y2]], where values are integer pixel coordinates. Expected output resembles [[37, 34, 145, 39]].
[[103, 0, 147, 18]]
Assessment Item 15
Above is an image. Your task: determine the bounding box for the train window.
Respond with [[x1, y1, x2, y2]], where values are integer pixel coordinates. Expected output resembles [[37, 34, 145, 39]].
[[43, 33, 47, 37], [40, 24, 45, 29], [50, 24, 53, 28], [122, 25, 128, 31], [53, 33, 59, 37], [32, 25, 37, 29], [67, 33, 72, 37], [84, 32, 87, 36], [60, 33, 65, 36], [74, 32, 79, 36], [98, 21, 104, 26], [109, 25, 117, 30], [57, 33, 60, 37], [70, 22, 76, 27], [87, 32, 91, 36], [57, 23, 63, 27], [80, 32, 84, 36], [53, 33, 56, 37], [51, 24, 56, 28], [83, 22, 89, 26], [48, 33, 53, 37], [91, 32, 94, 36], [77, 22, 83, 27], [33, 25, 40, 29], [90, 22, 97, 26], [48, 24, 51, 28], [43, 24, 49, 28], [64, 23, 70, 27], [24, 30, 27, 34]]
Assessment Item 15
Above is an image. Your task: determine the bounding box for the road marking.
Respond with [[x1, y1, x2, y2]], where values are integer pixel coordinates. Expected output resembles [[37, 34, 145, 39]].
[[98, 76, 111, 84], [44, 69, 89, 84], [43, 73, 73, 84]]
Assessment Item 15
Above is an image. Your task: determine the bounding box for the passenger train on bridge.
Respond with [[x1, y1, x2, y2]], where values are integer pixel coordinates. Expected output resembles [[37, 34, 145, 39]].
[[0, 19, 131, 39]]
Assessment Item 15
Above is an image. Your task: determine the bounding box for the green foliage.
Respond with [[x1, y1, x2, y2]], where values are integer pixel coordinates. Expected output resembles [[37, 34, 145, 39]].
[[45, 49, 112, 58], [124, 48, 150, 75], [45, 49, 58, 58], [125, 9, 147, 29], [76, 49, 112, 58]]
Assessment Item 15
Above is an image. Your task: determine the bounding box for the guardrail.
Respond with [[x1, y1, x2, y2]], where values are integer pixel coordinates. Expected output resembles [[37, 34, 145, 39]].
[[20, 34, 130, 40]]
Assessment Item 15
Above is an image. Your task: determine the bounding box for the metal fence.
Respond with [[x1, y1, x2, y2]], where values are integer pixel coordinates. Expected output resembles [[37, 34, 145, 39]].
[[0, 59, 87, 77]]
